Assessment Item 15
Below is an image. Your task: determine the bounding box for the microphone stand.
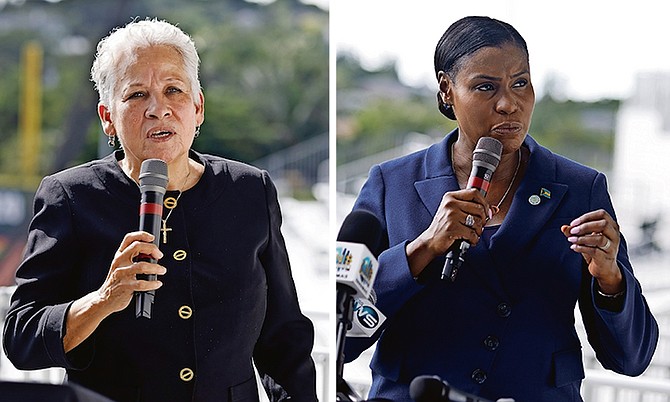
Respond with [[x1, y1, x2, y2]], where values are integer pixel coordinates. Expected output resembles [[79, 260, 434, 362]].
[[336, 284, 361, 402]]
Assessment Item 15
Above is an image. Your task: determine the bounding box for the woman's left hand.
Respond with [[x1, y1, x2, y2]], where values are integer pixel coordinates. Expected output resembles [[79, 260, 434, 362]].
[[561, 209, 624, 294]]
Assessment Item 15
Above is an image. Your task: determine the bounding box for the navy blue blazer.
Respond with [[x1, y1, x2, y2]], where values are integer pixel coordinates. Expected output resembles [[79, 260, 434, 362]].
[[345, 131, 658, 401]]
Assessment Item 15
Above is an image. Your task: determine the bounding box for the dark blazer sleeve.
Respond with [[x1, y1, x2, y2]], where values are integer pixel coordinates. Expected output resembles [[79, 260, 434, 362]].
[[3, 176, 90, 370], [253, 171, 318, 402], [344, 164, 427, 363], [578, 172, 659, 376]]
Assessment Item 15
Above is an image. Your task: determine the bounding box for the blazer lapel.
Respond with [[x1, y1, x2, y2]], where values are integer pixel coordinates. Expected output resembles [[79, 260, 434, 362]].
[[414, 131, 459, 215], [412, 131, 506, 295], [415, 177, 459, 216], [411, 133, 570, 296], [490, 137, 568, 265]]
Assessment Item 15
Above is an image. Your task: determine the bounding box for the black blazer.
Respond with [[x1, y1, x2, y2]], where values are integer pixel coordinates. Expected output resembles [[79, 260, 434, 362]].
[[3, 150, 317, 402]]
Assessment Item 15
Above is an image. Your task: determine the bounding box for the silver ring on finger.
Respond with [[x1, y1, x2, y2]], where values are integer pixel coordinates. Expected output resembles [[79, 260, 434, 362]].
[[600, 237, 611, 251], [465, 214, 475, 228]]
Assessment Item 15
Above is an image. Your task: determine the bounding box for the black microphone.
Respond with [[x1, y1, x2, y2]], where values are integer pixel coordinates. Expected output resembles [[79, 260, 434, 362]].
[[441, 137, 502, 282], [409, 375, 502, 402], [134, 158, 168, 319], [337, 210, 384, 257], [336, 209, 384, 298]]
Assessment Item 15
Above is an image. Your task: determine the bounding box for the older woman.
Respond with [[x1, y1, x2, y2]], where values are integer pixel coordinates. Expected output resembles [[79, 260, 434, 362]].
[[3, 19, 317, 402], [344, 16, 658, 401]]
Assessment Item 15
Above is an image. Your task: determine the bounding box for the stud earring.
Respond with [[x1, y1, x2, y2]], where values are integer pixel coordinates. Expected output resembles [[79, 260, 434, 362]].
[[436, 93, 456, 120]]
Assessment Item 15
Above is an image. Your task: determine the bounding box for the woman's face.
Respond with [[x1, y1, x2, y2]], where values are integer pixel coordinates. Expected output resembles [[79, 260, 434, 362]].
[[98, 45, 204, 168], [441, 42, 535, 154]]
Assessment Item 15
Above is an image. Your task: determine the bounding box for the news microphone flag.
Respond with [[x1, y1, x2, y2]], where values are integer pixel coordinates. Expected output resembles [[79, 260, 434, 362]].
[[336, 241, 378, 300], [347, 297, 386, 337]]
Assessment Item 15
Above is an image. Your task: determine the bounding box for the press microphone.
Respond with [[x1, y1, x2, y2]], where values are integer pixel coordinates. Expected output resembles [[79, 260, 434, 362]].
[[409, 375, 509, 402], [336, 210, 383, 300], [347, 289, 387, 338], [441, 137, 502, 282], [134, 158, 168, 319], [336, 209, 383, 395]]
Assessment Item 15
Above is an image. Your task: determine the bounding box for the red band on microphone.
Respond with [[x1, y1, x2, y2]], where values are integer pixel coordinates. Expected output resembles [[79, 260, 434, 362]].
[[140, 203, 163, 216], [134, 253, 154, 263], [467, 176, 491, 193]]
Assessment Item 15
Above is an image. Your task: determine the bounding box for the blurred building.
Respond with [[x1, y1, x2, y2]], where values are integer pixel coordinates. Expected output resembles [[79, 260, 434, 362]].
[[612, 72, 670, 254]]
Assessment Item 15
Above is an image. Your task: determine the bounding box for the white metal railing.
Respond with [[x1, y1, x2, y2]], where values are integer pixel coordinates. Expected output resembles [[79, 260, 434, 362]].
[[336, 132, 436, 195], [306, 310, 330, 402], [577, 257, 670, 401], [253, 133, 329, 192], [582, 369, 670, 401]]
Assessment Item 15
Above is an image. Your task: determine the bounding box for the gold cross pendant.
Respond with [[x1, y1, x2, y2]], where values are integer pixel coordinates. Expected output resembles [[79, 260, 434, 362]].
[[161, 219, 172, 244]]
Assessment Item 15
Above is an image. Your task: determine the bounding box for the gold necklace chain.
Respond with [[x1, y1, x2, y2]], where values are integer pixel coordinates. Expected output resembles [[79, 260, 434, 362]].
[[160, 167, 191, 244], [490, 148, 521, 216], [451, 142, 521, 216]]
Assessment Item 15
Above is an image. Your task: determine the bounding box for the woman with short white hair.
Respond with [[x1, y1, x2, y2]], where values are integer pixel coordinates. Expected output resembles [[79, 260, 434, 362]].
[[4, 18, 317, 402]]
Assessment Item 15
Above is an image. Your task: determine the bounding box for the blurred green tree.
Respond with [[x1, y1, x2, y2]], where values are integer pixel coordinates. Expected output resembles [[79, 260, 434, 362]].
[[336, 53, 617, 172], [0, 0, 327, 180]]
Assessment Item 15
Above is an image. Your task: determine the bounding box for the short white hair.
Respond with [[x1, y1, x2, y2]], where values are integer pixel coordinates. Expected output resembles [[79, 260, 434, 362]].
[[90, 18, 201, 106]]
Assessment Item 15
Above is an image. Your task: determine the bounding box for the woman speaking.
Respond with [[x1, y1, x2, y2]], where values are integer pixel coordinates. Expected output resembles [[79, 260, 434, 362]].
[[3, 19, 317, 402]]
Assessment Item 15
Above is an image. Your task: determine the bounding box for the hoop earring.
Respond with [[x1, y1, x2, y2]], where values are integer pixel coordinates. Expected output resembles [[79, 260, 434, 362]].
[[194, 126, 200, 138], [107, 135, 116, 148]]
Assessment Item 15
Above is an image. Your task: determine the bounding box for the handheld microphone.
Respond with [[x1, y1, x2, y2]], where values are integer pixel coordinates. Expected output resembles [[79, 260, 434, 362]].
[[441, 137, 502, 282], [134, 158, 168, 319], [409, 375, 508, 402]]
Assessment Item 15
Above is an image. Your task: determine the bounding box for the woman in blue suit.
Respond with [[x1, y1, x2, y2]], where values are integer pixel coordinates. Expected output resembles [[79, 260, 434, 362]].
[[344, 16, 658, 401]]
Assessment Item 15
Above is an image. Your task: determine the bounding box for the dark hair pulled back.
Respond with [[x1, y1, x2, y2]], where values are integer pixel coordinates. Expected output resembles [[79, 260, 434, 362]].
[[434, 16, 529, 120]]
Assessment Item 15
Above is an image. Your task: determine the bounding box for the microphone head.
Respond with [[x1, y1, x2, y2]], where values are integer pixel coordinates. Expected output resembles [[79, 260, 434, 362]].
[[473, 136, 503, 172], [139, 159, 169, 193], [409, 375, 448, 402], [337, 209, 383, 258]]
